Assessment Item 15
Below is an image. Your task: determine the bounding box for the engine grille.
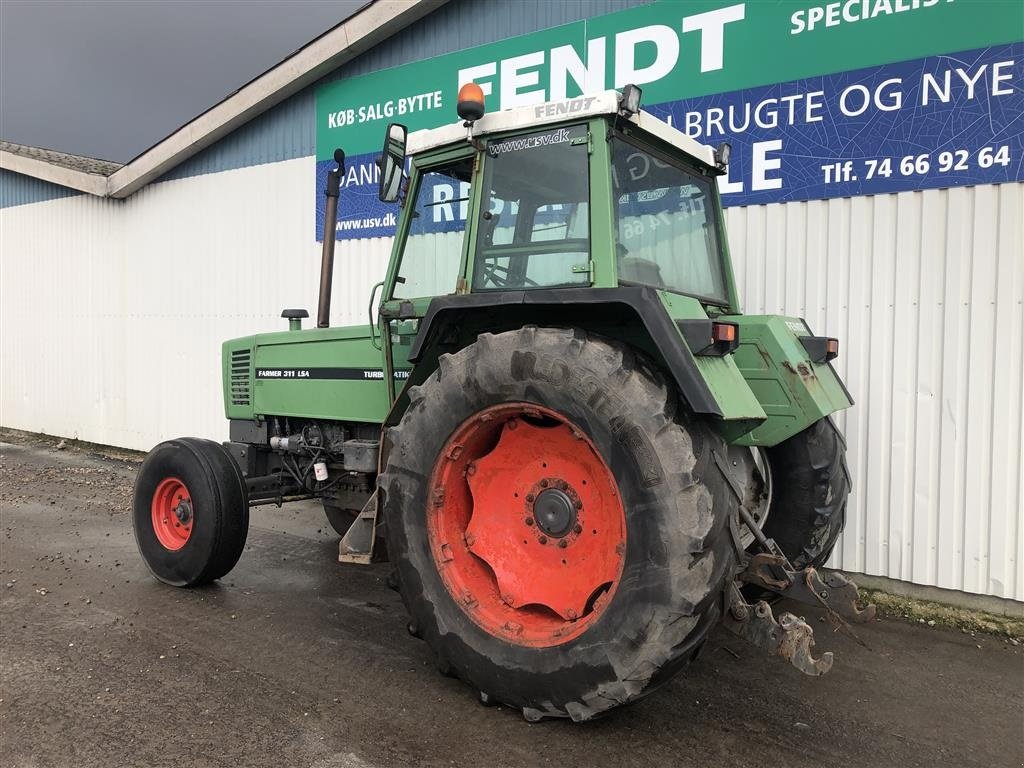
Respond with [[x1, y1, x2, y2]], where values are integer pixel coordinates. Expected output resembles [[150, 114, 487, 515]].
[[230, 349, 251, 406]]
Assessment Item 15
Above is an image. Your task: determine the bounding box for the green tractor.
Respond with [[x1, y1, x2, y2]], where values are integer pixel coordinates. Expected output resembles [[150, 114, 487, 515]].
[[133, 83, 871, 721]]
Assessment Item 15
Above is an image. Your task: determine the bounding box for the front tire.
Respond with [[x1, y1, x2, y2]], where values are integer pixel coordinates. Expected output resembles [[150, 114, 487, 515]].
[[380, 327, 737, 721], [133, 438, 249, 587]]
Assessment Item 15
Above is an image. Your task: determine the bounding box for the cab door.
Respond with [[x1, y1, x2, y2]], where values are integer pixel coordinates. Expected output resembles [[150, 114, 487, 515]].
[[377, 148, 478, 401]]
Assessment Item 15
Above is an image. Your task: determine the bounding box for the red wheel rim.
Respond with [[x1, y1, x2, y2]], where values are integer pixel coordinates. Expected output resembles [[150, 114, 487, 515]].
[[151, 477, 194, 551], [427, 403, 626, 647]]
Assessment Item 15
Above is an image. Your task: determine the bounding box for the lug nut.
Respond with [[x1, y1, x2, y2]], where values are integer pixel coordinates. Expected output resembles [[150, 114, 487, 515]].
[[538, 536, 548, 545], [526, 493, 535, 503], [539, 479, 549, 488], [574, 500, 582, 510], [525, 517, 534, 526], [558, 540, 568, 549], [573, 524, 583, 534]]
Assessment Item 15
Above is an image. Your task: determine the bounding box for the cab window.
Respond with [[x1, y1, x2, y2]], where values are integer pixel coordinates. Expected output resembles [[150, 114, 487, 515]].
[[393, 157, 474, 299], [612, 138, 727, 303], [474, 124, 590, 291]]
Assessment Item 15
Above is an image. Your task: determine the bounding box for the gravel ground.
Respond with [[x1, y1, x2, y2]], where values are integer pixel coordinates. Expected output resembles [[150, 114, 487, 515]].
[[1, 438, 1022, 768]]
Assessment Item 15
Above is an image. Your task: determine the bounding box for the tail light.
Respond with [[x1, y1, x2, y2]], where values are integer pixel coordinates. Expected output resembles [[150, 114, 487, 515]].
[[678, 320, 740, 356], [800, 336, 839, 363]]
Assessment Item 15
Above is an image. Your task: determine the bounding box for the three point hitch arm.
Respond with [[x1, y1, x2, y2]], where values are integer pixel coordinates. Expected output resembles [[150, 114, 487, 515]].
[[724, 490, 876, 676]]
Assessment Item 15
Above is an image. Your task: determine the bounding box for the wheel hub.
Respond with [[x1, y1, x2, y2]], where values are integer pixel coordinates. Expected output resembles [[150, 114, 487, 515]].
[[151, 477, 194, 551], [532, 488, 575, 537], [427, 403, 627, 647], [174, 499, 193, 524]]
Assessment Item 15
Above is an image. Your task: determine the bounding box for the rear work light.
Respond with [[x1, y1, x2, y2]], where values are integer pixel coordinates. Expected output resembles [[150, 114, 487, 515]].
[[678, 320, 740, 357], [800, 336, 840, 363]]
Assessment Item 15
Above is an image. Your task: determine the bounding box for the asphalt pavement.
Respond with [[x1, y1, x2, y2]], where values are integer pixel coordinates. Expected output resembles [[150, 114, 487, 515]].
[[1, 439, 1021, 768]]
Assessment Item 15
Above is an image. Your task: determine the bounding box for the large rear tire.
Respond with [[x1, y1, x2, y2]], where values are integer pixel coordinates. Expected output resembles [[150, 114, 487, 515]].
[[133, 438, 249, 587], [761, 417, 850, 569], [380, 327, 737, 721]]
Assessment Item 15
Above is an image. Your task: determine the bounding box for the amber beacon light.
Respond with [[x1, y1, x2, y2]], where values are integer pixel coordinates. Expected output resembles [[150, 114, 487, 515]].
[[457, 82, 486, 122]]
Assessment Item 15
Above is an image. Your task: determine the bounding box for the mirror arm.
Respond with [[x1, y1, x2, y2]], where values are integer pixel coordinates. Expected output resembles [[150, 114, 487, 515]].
[[399, 174, 411, 207]]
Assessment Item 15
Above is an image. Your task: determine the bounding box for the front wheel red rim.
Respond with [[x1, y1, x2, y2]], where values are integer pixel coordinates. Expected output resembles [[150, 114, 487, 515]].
[[427, 403, 626, 648], [151, 477, 194, 551]]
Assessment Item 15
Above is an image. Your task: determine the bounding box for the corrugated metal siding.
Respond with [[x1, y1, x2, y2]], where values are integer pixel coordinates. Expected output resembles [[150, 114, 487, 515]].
[[0, 157, 390, 450], [724, 183, 1024, 600], [162, 0, 650, 183], [0, 168, 84, 208], [1, 157, 1021, 602]]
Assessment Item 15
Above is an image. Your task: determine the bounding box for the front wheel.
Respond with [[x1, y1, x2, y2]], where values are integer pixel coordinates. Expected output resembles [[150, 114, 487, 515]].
[[133, 438, 249, 587], [381, 327, 737, 721]]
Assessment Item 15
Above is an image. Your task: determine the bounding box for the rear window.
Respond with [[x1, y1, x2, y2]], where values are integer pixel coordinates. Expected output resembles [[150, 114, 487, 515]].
[[612, 138, 727, 303]]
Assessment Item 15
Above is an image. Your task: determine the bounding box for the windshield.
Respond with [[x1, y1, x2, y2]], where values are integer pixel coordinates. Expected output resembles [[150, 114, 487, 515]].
[[473, 124, 591, 291], [611, 137, 727, 303]]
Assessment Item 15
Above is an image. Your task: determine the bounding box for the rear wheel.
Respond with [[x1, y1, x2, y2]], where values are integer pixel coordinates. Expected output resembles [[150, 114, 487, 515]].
[[381, 327, 736, 721], [760, 417, 850, 569], [133, 438, 249, 587]]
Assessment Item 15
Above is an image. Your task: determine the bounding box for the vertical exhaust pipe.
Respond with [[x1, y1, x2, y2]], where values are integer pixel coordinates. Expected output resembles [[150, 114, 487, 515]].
[[317, 148, 346, 328]]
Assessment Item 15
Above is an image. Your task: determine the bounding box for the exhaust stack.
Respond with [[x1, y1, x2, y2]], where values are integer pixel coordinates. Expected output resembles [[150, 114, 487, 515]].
[[317, 148, 345, 328]]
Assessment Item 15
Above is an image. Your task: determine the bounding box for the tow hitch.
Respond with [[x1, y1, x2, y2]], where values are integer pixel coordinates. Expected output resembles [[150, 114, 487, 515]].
[[723, 498, 875, 675], [723, 584, 834, 676]]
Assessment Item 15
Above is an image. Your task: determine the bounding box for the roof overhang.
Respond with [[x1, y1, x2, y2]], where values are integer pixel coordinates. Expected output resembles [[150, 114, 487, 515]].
[[1, 0, 448, 199], [0, 150, 108, 196]]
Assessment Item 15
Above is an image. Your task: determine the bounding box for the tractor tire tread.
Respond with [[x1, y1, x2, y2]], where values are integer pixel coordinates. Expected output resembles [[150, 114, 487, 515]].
[[380, 326, 736, 721], [762, 417, 850, 569]]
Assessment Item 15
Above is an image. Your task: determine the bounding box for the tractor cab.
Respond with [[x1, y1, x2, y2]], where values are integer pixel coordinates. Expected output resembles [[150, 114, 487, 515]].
[[376, 86, 736, 320]]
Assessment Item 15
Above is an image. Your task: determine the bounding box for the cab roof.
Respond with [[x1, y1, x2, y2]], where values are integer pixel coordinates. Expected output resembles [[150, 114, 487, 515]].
[[406, 89, 718, 170]]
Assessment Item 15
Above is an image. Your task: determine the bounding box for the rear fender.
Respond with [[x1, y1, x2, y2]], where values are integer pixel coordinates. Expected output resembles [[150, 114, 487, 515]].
[[390, 287, 766, 436]]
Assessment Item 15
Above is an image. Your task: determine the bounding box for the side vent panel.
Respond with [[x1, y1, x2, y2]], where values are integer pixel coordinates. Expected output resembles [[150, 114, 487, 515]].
[[230, 349, 251, 406]]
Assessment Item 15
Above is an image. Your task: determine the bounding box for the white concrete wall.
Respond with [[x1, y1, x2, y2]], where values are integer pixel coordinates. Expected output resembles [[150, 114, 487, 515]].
[[1, 158, 1021, 601]]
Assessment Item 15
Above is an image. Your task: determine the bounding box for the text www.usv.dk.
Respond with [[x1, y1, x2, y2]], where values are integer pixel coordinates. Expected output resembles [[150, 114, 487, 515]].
[[336, 212, 397, 231]]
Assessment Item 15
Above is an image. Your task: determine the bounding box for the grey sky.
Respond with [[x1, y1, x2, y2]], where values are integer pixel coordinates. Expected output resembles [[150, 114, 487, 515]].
[[0, 0, 367, 163]]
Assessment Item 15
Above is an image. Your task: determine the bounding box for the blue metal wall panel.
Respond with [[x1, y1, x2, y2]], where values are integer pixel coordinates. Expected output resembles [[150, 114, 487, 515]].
[[161, 0, 649, 183], [0, 168, 83, 208], [158, 88, 315, 183]]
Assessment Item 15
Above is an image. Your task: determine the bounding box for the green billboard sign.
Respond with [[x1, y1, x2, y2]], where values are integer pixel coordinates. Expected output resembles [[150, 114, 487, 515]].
[[316, 0, 1018, 159], [314, 0, 1023, 240]]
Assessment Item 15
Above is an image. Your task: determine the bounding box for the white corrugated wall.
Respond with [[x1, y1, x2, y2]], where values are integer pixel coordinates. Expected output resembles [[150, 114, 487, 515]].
[[1, 159, 1021, 601], [725, 186, 1024, 602]]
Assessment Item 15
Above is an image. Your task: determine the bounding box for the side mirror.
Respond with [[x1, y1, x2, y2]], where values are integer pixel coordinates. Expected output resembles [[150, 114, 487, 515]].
[[378, 123, 407, 203]]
